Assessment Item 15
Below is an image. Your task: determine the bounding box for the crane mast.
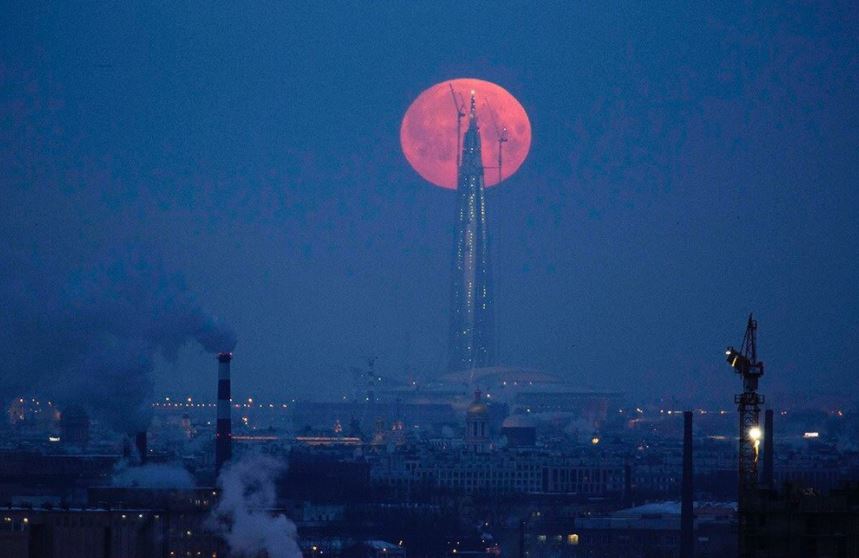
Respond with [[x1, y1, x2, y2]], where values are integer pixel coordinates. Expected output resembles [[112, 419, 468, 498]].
[[497, 126, 508, 184], [449, 83, 466, 170], [725, 314, 765, 557], [485, 100, 508, 184]]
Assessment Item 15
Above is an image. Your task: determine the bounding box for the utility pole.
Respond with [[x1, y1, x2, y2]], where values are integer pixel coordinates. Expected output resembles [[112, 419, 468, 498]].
[[725, 314, 765, 557], [519, 519, 526, 558], [680, 410, 694, 558]]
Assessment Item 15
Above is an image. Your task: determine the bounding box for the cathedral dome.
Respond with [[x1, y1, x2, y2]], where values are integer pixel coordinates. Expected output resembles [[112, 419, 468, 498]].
[[466, 390, 488, 417], [467, 400, 488, 416]]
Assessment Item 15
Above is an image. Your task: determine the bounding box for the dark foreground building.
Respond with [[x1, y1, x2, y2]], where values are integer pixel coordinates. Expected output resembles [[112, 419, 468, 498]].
[[523, 501, 736, 558], [0, 488, 223, 558], [0, 507, 223, 558], [744, 483, 859, 558]]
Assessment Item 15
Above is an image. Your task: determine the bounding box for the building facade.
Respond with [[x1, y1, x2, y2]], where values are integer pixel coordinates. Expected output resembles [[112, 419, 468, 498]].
[[371, 449, 625, 497]]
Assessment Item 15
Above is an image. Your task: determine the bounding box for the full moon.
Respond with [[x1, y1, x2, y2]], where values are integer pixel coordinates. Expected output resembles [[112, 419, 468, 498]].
[[401, 78, 531, 189]]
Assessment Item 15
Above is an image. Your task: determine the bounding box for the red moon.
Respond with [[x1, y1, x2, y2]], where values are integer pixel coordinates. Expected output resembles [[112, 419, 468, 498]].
[[401, 78, 531, 189]]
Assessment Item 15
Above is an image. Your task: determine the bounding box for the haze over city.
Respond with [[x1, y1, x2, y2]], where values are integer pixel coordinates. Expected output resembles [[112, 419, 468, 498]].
[[4, 2, 857, 409]]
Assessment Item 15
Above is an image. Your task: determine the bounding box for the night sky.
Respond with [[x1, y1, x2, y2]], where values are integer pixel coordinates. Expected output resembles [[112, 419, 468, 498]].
[[2, 2, 858, 407]]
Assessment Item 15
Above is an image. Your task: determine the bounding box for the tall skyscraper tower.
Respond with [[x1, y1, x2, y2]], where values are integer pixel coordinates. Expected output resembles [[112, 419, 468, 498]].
[[448, 93, 495, 371]]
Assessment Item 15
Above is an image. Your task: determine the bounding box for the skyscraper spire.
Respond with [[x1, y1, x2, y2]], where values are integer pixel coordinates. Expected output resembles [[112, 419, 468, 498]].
[[448, 91, 495, 371], [469, 89, 478, 120]]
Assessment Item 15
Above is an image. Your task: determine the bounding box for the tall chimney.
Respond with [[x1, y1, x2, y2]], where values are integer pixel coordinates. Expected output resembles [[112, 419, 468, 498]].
[[762, 409, 774, 490], [680, 410, 694, 558], [135, 431, 148, 465], [215, 352, 233, 473]]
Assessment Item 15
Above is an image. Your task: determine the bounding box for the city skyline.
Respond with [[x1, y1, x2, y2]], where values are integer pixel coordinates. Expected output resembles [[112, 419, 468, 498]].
[[2, 4, 858, 557]]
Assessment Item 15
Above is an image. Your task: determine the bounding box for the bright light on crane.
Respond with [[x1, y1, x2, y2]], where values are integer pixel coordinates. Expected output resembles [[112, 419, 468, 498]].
[[725, 346, 752, 373], [749, 426, 762, 464]]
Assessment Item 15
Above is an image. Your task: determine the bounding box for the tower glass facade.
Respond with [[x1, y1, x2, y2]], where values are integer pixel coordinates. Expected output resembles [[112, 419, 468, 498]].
[[448, 95, 495, 371]]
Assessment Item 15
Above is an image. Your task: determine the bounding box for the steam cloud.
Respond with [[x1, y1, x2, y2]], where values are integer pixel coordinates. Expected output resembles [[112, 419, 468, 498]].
[[0, 250, 236, 432], [209, 454, 301, 558]]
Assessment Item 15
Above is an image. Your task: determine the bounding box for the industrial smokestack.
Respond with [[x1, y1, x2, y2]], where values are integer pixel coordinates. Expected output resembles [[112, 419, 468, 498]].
[[680, 410, 694, 558], [215, 352, 233, 473], [762, 409, 774, 490], [135, 431, 148, 465]]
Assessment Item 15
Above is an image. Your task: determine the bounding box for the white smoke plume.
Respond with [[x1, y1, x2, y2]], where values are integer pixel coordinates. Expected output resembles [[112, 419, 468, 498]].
[[112, 460, 195, 489], [209, 454, 301, 558]]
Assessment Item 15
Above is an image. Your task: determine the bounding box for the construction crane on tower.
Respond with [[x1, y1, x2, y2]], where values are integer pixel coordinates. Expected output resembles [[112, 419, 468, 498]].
[[725, 313, 766, 557], [485, 100, 509, 184], [448, 83, 466, 170]]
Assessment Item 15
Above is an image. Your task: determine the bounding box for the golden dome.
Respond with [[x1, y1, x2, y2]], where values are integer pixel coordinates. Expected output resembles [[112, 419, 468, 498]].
[[466, 390, 488, 417]]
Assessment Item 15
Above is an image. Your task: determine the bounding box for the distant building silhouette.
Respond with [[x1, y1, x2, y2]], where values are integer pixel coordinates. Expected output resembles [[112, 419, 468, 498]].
[[59, 405, 90, 447], [448, 92, 495, 371]]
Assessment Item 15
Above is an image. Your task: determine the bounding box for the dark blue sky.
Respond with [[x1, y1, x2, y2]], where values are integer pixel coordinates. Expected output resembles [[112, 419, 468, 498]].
[[2, 2, 858, 405]]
